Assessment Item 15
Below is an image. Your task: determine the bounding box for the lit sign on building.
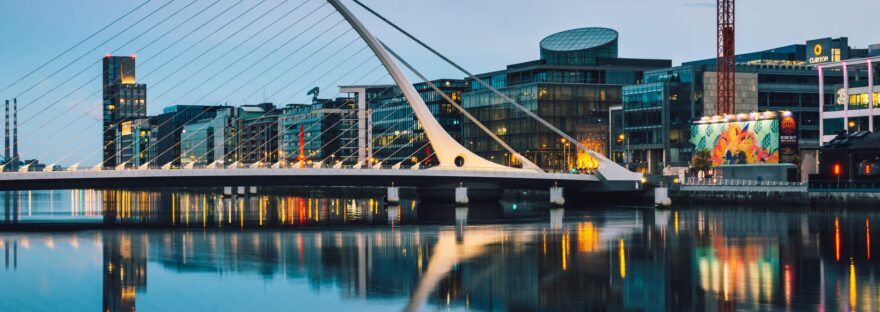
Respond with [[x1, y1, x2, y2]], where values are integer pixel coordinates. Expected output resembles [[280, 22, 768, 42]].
[[809, 43, 830, 64]]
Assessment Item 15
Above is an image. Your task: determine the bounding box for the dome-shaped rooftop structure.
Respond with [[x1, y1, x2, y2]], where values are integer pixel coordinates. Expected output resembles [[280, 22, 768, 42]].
[[540, 28, 619, 66]]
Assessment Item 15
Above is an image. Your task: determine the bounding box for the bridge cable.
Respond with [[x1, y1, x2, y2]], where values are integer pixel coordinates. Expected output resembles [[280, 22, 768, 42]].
[[221, 44, 374, 166], [0, 0, 153, 96], [103, 0, 320, 168], [39, 0, 253, 167], [18, 0, 202, 126], [13, 0, 178, 104], [351, 0, 601, 161], [33, 0, 265, 166], [139, 21, 362, 168], [64, 0, 297, 167], [383, 42, 541, 171]]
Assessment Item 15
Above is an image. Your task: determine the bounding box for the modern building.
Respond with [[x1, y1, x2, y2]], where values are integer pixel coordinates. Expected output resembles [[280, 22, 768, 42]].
[[179, 107, 236, 167], [102, 55, 147, 168], [817, 56, 879, 144], [369, 79, 469, 167], [339, 85, 396, 166], [115, 117, 157, 168], [461, 27, 671, 171], [278, 98, 357, 166], [613, 37, 869, 175], [154, 105, 226, 168], [235, 103, 280, 165]]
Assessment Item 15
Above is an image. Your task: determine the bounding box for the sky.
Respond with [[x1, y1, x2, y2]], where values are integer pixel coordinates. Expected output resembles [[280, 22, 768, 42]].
[[0, 0, 877, 166]]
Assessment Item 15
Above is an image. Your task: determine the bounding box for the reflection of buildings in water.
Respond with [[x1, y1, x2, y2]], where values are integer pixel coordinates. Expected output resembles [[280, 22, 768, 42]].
[[3, 205, 878, 311], [2, 239, 17, 270], [103, 232, 148, 312], [93, 189, 418, 228]]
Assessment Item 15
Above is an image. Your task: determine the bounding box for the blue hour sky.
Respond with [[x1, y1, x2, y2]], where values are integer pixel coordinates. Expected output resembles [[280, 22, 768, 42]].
[[0, 0, 876, 165]]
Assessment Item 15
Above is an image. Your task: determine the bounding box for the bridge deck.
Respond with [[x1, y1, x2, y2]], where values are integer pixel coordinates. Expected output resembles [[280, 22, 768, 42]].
[[0, 168, 631, 192]]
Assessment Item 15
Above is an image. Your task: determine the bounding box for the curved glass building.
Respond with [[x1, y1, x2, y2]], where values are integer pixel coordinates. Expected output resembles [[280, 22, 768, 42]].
[[540, 27, 619, 66]]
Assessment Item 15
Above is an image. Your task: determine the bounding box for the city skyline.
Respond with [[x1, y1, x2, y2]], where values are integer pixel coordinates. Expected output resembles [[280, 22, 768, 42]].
[[0, 0, 877, 165]]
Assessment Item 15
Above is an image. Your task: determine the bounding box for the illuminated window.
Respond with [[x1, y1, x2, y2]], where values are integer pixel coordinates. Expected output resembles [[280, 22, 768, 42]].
[[831, 48, 841, 62]]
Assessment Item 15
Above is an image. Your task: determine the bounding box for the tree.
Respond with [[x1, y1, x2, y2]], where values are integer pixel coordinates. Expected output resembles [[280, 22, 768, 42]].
[[692, 149, 713, 173]]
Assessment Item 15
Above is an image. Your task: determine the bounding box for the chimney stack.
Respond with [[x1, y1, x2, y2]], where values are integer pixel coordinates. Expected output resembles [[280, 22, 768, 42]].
[[12, 98, 18, 165], [4, 99, 8, 165]]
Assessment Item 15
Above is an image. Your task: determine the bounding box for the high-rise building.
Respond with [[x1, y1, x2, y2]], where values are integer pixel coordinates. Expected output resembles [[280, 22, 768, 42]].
[[461, 28, 670, 171], [103, 55, 147, 168]]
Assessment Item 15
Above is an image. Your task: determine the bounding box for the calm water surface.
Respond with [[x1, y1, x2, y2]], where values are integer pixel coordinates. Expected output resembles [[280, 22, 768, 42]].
[[0, 189, 878, 311]]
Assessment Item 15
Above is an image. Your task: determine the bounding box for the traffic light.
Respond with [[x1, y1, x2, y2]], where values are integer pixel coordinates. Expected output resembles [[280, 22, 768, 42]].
[[833, 163, 841, 176]]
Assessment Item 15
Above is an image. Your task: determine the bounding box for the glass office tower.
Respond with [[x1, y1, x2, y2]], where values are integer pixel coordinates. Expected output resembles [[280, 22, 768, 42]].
[[102, 55, 147, 168]]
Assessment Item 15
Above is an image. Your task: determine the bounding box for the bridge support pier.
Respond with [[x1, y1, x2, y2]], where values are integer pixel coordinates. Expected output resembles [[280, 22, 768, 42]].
[[550, 186, 565, 207], [455, 186, 469, 205], [386, 186, 400, 204]]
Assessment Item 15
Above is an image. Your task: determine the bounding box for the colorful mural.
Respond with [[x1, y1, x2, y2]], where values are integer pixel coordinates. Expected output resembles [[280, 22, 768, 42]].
[[691, 119, 780, 166]]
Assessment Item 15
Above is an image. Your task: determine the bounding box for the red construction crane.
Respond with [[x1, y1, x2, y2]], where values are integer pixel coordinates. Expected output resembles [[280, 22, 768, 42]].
[[716, 0, 735, 115]]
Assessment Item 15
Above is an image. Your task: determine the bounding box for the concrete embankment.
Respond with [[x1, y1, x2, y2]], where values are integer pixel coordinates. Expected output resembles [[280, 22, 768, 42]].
[[672, 184, 880, 207]]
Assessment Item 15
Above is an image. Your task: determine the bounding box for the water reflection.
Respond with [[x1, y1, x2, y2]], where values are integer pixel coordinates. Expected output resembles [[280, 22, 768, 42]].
[[0, 194, 879, 311]]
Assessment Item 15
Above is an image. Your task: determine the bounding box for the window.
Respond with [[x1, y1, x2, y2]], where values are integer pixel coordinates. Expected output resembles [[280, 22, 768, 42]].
[[823, 118, 844, 135]]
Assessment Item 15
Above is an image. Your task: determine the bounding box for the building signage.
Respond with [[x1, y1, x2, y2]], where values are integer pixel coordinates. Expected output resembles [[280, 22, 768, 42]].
[[808, 43, 830, 64], [779, 115, 799, 164]]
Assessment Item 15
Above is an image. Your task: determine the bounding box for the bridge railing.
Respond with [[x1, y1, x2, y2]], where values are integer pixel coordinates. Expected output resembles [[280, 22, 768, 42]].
[[682, 177, 806, 187], [1, 163, 598, 179]]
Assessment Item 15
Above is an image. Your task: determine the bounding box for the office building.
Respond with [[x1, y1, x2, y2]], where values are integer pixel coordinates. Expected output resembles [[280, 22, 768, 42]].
[[461, 27, 671, 171], [369, 79, 468, 167], [154, 105, 225, 168], [103, 55, 147, 167], [115, 117, 157, 168], [818, 56, 879, 144], [235, 103, 279, 165], [180, 107, 236, 167], [278, 98, 357, 166], [613, 37, 868, 175]]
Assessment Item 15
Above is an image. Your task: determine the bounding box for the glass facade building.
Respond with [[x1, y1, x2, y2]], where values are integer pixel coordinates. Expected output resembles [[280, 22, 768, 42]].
[[462, 28, 671, 171], [114, 117, 156, 168], [370, 79, 469, 167], [615, 38, 860, 175], [180, 108, 236, 167], [278, 98, 358, 165], [102, 55, 146, 168], [154, 105, 226, 168]]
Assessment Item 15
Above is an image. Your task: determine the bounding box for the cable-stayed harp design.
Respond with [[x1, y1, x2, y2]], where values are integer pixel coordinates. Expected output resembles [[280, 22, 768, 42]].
[[327, 0, 527, 172]]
